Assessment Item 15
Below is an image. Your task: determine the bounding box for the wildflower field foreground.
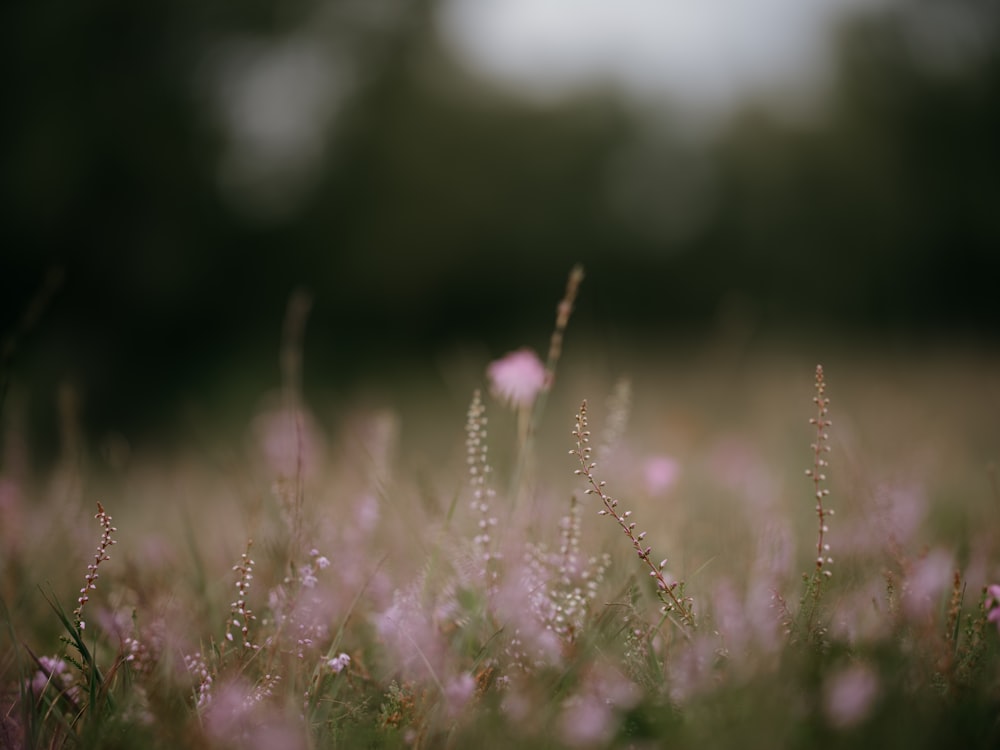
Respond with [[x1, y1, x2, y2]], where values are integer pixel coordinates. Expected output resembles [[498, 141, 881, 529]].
[[2, 284, 1000, 748]]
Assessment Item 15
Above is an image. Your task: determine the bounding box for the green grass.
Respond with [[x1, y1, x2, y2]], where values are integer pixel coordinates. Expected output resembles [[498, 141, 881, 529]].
[[3, 315, 1000, 748]]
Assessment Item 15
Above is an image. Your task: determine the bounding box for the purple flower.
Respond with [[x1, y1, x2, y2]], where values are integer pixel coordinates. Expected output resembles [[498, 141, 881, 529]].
[[487, 348, 546, 408], [643, 455, 680, 495], [824, 663, 879, 729], [986, 585, 1000, 630], [327, 653, 351, 673]]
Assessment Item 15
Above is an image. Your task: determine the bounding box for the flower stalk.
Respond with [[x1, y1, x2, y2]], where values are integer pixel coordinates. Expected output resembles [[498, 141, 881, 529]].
[[805, 365, 833, 580], [570, 400, 695, 628], [73, 502, 116, 631]]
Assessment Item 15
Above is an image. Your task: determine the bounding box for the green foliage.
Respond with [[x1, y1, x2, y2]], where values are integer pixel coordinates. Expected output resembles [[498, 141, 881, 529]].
[[3, 285, 1000, 747]]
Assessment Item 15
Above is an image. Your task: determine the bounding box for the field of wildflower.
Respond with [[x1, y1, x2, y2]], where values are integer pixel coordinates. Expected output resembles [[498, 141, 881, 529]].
[[3, 268, 1000, 749]]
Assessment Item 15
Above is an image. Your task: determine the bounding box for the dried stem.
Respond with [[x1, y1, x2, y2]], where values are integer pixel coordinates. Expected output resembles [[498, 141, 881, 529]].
[[570, 400, 695, 628], [509, 265, 584, 507], [542, 264, 584, 394], [280, 289, 312, 566]]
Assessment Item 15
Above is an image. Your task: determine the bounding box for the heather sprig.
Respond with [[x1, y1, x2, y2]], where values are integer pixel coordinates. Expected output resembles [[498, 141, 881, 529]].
[[224, 539, 258, 654], [30, 502, 120, 742], [798, 365, 833, 641], [570, 400, 695, 628], [806, 364, 834, 581], [73, 502, 117, 632], [521, 496, 610, 649], [186, 541, 260, 710], [184, 651, 214, 710], [465, 389, 499, 594]]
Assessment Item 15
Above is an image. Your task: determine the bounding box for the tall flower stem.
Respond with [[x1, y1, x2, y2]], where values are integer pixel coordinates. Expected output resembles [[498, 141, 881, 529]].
[[806, 365, 833, 582], [571, 401, 695, 629], [508, 265, 584, 510], [800, 364, 833, 637], [73, 502, 117, 632]]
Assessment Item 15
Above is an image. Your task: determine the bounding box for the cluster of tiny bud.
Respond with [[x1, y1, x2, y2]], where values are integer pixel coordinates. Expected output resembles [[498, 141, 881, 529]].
[[184, 652, 213, 709], [466, 390, 499, 589], [805, 365, 834, 578], [263, 548, 333, 659], [622, 610, 658, 688], [571, 401, 695, 626], [504, 627, 531, 675], [327, 652, 351, 673], [559, 497, 610, 635], [73, 501, 117, 630], [298, 547, 331, 589], [226, 541, 259, 650], [291, 550, 333, 658], [525, 531, 609, 645], [246, 673, 282, 707], [123, 625, 163, 679]]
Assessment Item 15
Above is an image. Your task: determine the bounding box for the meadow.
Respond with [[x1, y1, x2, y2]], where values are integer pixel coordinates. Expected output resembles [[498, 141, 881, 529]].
[[3, 270, 1000, 749]]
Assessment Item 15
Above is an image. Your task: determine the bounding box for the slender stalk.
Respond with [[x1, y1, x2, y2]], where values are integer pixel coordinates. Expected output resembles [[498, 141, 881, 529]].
[[571, 400, 695, 628], [508, 265, 584, 507]]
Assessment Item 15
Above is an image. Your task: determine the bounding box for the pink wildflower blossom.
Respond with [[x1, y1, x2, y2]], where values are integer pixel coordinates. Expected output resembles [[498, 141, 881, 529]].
[[824, 663, 879, 729], [560, 693, 614, 746], [444, 673, 476, 718], [643, 455, 680, 495], [903, 549, 952, 619], [986, 584, 1000, 630], [327, 653, 351, 673], [30, 656, 76, 700], [487, 348, 546, 408]]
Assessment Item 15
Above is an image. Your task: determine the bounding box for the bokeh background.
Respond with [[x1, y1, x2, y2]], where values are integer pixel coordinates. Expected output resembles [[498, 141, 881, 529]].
[[2, 0, 999, 465]]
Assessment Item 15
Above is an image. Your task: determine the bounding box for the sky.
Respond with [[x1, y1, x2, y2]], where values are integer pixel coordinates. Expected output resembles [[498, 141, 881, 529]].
[[203, 0, 901, 216], [438, 0, 895, 118]]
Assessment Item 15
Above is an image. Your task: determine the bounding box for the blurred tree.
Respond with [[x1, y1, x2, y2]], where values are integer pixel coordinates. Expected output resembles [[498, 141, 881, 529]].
[[1, 0, 997, 461], [700, 0, 1000, 332]]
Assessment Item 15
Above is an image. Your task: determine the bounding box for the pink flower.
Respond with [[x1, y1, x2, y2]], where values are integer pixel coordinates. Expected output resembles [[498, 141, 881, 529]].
[[903, 549, 952, 619], [30, 656, 74, 699], [443, 673, 476, 718], [824, 663, 879, 729], [643, 455, 680, 495], [487, 349, 546, 408], [327, 653, 351, 673], [560, 694, 614, 746], [986, 585, 1000, 630]]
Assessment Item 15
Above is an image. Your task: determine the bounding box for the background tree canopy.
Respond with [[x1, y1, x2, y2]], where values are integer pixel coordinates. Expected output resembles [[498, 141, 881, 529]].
[[2, 0, 998, 457]]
